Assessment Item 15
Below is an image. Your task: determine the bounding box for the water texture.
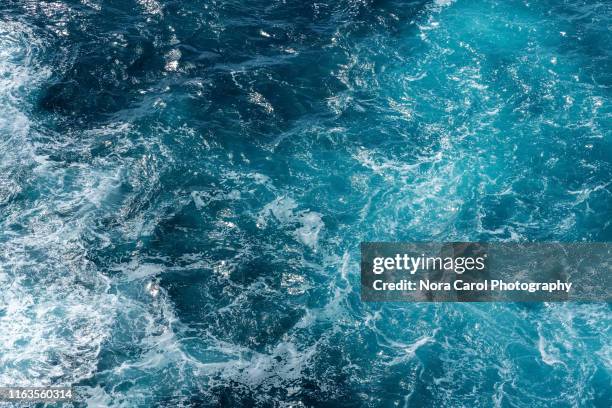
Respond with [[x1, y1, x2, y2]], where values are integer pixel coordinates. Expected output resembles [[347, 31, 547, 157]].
[[0, 0, 610, 406]]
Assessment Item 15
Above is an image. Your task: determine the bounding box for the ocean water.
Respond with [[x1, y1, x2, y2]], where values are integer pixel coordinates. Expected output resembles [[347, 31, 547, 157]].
[[0, 0, 610, 406]]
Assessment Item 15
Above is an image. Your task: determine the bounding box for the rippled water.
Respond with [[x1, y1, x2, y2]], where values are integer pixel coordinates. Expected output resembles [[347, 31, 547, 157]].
[[0, 0, 610, 406]]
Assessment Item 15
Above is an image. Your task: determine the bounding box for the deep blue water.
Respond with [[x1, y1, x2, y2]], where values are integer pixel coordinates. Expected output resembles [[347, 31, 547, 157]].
[[0, 0, 611, 406]]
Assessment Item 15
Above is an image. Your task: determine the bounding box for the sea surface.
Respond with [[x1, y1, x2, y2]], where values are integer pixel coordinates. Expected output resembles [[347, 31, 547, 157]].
[[0, 0, 611, 406]]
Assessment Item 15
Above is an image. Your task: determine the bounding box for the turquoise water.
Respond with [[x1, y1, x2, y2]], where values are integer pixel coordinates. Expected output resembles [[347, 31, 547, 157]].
[[0, 0, 610, 406]]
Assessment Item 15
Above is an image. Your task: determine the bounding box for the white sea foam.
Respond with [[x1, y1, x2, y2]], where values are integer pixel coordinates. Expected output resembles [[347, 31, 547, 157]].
[[258, 197, 325, 250], [537, 325, 564, 367], [0, 21, 129, 387]]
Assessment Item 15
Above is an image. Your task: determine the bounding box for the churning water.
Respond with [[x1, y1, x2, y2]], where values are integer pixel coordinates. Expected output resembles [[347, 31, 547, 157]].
[[0, 0, 610, 406]]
